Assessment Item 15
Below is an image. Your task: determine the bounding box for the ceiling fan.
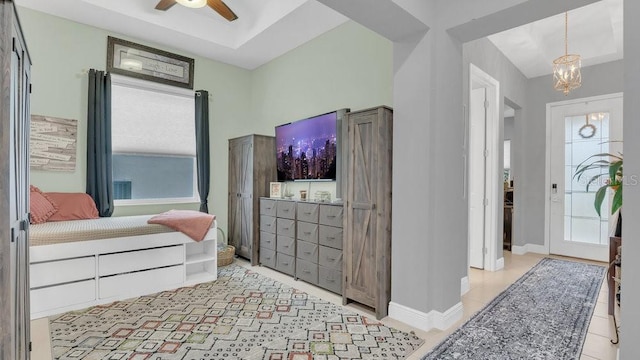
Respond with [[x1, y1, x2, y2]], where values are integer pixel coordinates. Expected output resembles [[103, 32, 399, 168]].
[[155, 0, 238, 22]]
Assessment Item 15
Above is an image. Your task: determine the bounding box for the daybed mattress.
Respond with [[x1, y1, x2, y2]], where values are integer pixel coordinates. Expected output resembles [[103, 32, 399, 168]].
[[29, 215, 173, 246]]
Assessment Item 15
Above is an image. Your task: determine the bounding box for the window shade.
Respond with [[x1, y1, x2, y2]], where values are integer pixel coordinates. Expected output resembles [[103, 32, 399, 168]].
[[111, 80, 195, 157]]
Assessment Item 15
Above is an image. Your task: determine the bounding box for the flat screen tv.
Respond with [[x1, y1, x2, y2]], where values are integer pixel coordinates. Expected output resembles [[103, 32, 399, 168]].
[[276, 111, 342, 182]]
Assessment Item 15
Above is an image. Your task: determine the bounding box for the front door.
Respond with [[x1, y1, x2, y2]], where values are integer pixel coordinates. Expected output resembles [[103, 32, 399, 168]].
[[549, 94, 623, 262]]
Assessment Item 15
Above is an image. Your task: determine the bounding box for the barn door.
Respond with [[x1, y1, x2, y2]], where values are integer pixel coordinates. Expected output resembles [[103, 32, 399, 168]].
[[344, 114, 377, 308]]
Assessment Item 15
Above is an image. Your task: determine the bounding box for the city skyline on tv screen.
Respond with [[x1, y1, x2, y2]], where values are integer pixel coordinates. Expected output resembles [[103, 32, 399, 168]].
[[276, 112, 337, 181]]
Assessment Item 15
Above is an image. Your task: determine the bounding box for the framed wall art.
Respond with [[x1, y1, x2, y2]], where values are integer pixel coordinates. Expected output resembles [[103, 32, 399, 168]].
[[107, 36, 194, 89]]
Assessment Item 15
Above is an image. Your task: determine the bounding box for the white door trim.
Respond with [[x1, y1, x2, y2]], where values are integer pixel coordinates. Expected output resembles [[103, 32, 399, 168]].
[[543, 92, 624, 255], [469, 64, 500, 272]]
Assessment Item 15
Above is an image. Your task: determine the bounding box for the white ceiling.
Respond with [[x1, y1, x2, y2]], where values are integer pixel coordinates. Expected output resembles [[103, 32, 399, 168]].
[[15, 0, 623, 75], [488, 0, 623, 79], [15, 0, 349, 70]]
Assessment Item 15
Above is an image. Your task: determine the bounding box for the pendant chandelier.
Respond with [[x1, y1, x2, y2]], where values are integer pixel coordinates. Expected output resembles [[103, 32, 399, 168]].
[[553, 12, 581, 95]]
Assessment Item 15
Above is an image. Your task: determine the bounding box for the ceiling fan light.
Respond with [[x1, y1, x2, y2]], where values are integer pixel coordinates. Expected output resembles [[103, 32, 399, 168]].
[[176, 0, 207, 9]]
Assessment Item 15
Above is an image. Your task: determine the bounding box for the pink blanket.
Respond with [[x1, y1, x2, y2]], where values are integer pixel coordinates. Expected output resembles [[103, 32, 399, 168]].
[[148, 210, 216, 242]]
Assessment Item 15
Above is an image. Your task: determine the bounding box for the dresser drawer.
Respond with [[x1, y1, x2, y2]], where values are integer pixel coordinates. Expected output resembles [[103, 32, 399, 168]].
[[31, 256, 95, 288], [99, 245, 182, 276], [260, 199, 277, 216], [276, 253, 295, 276], [260, 247, 276, 268], [318, 266, 342, 294], [297, 221, 318, 243], [319, 205, 343, 227], [277, 218, 295, 237], [261, 231, 276, 250], [297, 203, 319, 223], [319, 246, 343, 270], [99, 265, 183, 299], [260, 215, 276, 234], [319, 225, 343, 249], [277, 235, 295, 256], [296, 259, 318, 284], [277, 200, 296, 219], [297, 240, 318, 263]]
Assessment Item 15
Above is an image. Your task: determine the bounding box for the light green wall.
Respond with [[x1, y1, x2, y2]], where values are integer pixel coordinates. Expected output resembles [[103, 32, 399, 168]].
[[251, 21, 392, 134], [19, 8, 392, 235]]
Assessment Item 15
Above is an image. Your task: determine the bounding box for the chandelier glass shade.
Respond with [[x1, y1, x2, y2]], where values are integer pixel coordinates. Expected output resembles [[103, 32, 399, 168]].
[[176, 0, 207, 8], [553, 12, 581, 95]]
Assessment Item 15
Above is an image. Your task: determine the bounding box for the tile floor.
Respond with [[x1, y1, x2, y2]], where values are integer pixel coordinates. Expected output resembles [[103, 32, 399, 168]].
[[30, 251, 618, 359]]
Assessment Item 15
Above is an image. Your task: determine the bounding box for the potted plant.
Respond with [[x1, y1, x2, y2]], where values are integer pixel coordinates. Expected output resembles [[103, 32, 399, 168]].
[[573, 150, 622, 235]]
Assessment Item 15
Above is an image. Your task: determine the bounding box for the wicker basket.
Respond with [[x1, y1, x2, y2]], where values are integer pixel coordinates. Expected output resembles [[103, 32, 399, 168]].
[[217, 245, 235, 267]]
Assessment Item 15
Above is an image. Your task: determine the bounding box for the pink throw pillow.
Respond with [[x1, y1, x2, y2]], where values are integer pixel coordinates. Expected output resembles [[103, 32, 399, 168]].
[[46, 193, 99, 221], [30, 185, 58, 224]]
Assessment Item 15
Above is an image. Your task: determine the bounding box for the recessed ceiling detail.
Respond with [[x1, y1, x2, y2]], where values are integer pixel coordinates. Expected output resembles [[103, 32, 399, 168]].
[[488, 0, 622, 79], [15, 0, 348, 69]]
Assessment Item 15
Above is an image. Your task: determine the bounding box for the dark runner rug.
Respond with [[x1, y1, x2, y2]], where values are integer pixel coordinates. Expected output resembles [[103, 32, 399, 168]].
[[49, 264, 423, 359], [423, 258, 605, 360]]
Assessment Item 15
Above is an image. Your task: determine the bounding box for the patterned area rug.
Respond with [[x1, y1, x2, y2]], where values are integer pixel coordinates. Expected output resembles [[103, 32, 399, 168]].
[[422, 258, 606, 360], [49, 264, 423, 359]]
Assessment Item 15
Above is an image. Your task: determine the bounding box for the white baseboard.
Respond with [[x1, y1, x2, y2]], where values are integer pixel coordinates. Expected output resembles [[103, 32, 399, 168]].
[[461, 276, 470, 296], [511, 244, 548, 256], [388, 301, 463, 331], [496, 257, 504, 271]]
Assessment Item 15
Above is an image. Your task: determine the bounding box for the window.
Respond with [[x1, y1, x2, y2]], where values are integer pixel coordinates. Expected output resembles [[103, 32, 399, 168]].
[[111, 74, 197, 204]]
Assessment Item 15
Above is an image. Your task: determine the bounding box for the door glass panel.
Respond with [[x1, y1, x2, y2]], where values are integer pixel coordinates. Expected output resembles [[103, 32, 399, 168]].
[[564, 113, 610, 245]]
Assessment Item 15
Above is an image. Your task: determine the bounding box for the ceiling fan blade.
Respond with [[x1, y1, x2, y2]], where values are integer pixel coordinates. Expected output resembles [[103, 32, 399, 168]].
[[155, 0, 177, 11], [207, 0, 238, 21]]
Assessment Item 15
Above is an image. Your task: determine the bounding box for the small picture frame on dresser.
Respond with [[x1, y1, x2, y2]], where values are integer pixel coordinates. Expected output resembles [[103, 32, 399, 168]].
[[270, 182, 283, 198]]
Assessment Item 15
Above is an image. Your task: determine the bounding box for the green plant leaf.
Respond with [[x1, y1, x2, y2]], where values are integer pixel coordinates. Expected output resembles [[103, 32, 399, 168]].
[[609, 160, 623, 181], [612, 186, 622, 215], [594, 186, 607, 217]]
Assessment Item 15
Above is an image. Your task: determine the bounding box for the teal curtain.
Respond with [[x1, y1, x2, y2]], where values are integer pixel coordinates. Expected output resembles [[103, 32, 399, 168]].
[[86, 69, 114, 217], [195, 90, 210, 213]]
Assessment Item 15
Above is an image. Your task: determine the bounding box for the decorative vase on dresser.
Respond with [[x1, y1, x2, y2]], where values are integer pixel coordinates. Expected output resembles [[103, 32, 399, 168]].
[[343, 106, 393, 319], [228, 134, 276, 265]]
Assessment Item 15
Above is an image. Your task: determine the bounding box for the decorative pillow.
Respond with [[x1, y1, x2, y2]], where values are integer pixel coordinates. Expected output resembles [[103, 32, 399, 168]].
[[30, 185, 58, 224], [46, 192, 100, 221]]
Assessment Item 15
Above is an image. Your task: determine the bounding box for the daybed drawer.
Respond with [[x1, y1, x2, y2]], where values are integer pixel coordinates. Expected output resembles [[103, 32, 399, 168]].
[[260, 215, 276, 234], [277, 235, 295, 256], [296, 259, 318, 284], [297, 221, 318, 243], [297, 203, 319, 223], [260, 247, 276, 268], [99, 245, 183, 276], [31, 256, 95, 288], [319, 205, 343, 227], [99, 265, 183, 299], [318, 266, 342, 294], [277, 218, 295, 238], [260, 231, 276, 250], [260, 199, 277, 216], [276, 253, 295, 276], [297, 240, 318, 263], [31, 280, 96, 315], [277, 200, 296, 219], [319, 225, 343, 249]]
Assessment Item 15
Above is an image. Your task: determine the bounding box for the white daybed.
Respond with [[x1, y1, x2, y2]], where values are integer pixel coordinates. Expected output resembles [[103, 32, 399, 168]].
[[29, 215, 217, 319]]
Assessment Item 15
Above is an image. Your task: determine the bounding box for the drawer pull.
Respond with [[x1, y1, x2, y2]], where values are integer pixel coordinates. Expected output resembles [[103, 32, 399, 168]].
[[326, 257, 335, 262], [265, 256, 271, 260], [283, 245, 289, 248], [326, 237, 335, 240], [304, 231, 311, 235], [327, 215, 336, 218], [303, 270, 311, 274], [326, 279, 335, 283], [304, 251, 311, 255], [304, 212, 312, 215], [282, 262, 289, 266], [283, 209, 289, 212]]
